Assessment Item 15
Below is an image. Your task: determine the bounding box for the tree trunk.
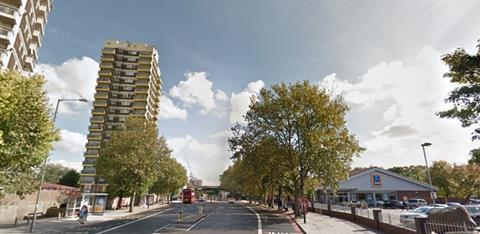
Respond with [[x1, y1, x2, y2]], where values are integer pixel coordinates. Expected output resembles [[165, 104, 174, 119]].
[[117, 197, 122, 210], [129, 192, 136, 213]]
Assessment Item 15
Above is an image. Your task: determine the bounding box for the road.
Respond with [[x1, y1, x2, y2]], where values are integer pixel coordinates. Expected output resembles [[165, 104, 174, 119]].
[[67, 202, 299, 234]]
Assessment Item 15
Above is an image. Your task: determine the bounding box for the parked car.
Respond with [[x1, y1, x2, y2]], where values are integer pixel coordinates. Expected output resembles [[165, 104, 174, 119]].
[[469, 199, 480, 205], [197, 196, 205, 202], [367, 200, 384, 207], [465, 205, 480, 225], [383, 200, 405, 209], [446, 202, 462, 207], [430, 204, 449, 208], [407, 198, 427, 208], [400, 206, 444, 224]]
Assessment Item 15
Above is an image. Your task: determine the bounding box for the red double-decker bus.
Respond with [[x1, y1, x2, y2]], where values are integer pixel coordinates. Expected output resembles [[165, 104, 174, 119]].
[[182, 189, 195, 203]]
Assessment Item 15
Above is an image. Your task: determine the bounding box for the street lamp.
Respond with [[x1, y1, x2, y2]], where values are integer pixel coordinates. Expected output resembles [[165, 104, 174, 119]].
[[30, 98, 88, 233], [421, 142, 435, 205]]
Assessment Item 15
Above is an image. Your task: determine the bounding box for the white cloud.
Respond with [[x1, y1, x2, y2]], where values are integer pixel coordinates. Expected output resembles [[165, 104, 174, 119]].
[[210, 129, 232, 139], [35, 57, 99, 115], [230, 80, 265, 123], [169, 72, 227, 116], [51, 160, 82, 172], [319, 46, 475, 166], [54, 129, 87, 154], [167, 135, 230, 185], [159, 96, 188, 120]]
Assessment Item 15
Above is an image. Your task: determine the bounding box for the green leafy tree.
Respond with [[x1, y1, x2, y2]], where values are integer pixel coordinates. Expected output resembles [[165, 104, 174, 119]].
[[43, 163, 70, 184], [227, 81, 363, 216], [437, 40, 480, 164], [150, 157, 188, 200], [96, 116, 169, 212], [58, 169, 80, 187], [430, 161, 452, 199], [0, 71, 58, 197], [388, 165, 427, 183], [449, 163, 480, 200]]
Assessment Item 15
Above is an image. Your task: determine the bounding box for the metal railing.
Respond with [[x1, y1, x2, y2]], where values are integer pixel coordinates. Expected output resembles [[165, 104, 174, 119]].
[[424, 220, 478, 234]]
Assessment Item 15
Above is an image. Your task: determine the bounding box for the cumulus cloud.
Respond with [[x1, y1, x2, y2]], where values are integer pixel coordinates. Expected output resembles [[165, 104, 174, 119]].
[[167, 135, 230, 185], [54, 129, 87, 154], [35, 57, 99, 115], [230, 80, 265, 123], [159, 96, 188, 120], [319, 46, 475, 166], [169, 72, 227, 116]]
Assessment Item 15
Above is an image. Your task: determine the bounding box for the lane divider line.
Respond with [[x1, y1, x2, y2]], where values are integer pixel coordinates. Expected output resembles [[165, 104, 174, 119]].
[[241, 204, 263, 234], [95, 208, 172, 234], [185, 215, 207, 231]]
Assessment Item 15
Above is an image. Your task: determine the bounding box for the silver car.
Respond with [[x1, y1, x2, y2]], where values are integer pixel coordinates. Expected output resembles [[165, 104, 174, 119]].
[[400, 206, 444, 224]]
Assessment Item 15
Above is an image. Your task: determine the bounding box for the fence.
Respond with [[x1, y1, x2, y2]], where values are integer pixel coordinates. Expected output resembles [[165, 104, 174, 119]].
[[424, 220, 479, 234]]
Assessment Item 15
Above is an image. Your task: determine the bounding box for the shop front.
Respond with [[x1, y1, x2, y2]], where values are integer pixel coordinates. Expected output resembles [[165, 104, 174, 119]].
[[317, 167, 438, 206]]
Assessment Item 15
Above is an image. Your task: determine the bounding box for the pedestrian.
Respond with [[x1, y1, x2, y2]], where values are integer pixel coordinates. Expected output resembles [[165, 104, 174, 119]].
[[278, 197, 283, 211], [402, 200, 406, 211], [78, 205, 88, 224]]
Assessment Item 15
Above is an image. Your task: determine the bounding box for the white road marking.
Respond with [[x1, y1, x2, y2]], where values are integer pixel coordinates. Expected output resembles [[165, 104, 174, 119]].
[[95, 208, 172, 234], [241, 204, 263, 234], [186, 215, 207, 231]]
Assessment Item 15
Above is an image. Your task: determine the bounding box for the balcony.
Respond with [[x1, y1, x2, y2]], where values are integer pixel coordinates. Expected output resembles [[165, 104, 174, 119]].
[[135, 88, 148, 94], [136, 72, 149, 79], [101, 56, 114, 62], [94, 93, 108, 99], [85, 149, 99, 156], [86, 141, 100, 149], [87, 133, 102, 140], [88, 125, 103, 132], [93, 100, 108, 107], [98, 70, 112, 77], [0, 3, 18, 24], [135, 80, 149, 86], [91, 109, 106, 116], [100, 63, 113, 69], [102, 48, 115, 54], [96, 85, 109, 92], [90, 116, 104, 123]]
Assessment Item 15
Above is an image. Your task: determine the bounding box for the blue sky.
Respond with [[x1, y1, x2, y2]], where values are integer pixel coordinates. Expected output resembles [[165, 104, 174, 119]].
[[37, 0, 480, 185]]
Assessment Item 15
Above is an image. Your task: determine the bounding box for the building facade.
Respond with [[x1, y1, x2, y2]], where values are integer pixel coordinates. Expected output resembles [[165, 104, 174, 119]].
[[317, 167, 439, 206], [0, 0, 52, 73], [80, 40, 162, 212]]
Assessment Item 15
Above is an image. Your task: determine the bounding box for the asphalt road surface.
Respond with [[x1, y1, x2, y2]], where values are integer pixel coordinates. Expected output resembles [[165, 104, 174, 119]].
[[66, 202, 299, 234]]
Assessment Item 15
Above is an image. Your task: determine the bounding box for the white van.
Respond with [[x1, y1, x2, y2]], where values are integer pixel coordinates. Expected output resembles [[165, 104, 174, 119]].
[[407, 198, 427, 208]]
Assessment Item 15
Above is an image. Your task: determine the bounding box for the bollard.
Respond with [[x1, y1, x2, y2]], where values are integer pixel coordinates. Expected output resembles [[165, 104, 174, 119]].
[[13, 217, 18, 227], [57, 212, 61, 220], [372, 209, 381, 230], [327, 204, 332, 217], [178, 210, 183, 221], [198, 206, 203, 215], [351, 206, 356, 222]]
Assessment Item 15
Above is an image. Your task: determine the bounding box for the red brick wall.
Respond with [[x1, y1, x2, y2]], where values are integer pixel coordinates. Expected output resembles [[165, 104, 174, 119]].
[[397, 191, 433, 204]]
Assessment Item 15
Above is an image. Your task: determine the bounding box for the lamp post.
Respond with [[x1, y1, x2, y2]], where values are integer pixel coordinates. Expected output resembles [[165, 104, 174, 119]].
[[30, 98, 87, 233], [421, 142, 435, 205]]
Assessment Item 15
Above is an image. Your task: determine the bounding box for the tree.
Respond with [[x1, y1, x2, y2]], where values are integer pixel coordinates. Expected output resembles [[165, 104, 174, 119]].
[[0, 71, 58, 197], [437, 40, 480, 164], [43, 163, 70, 184], [388, 165, 427, 183], [430, 161, 452, 199], [449, 163, 480, 200], [96, 116, 169, 212], [150, 157, 188, 200], [58, 169, 80, 187], [227, 81, 363, 216]]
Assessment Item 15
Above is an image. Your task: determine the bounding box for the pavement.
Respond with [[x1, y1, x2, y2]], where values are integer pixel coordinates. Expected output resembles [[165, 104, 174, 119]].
[[0, 201, 299, 233], [292, 212, 382, 234]]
